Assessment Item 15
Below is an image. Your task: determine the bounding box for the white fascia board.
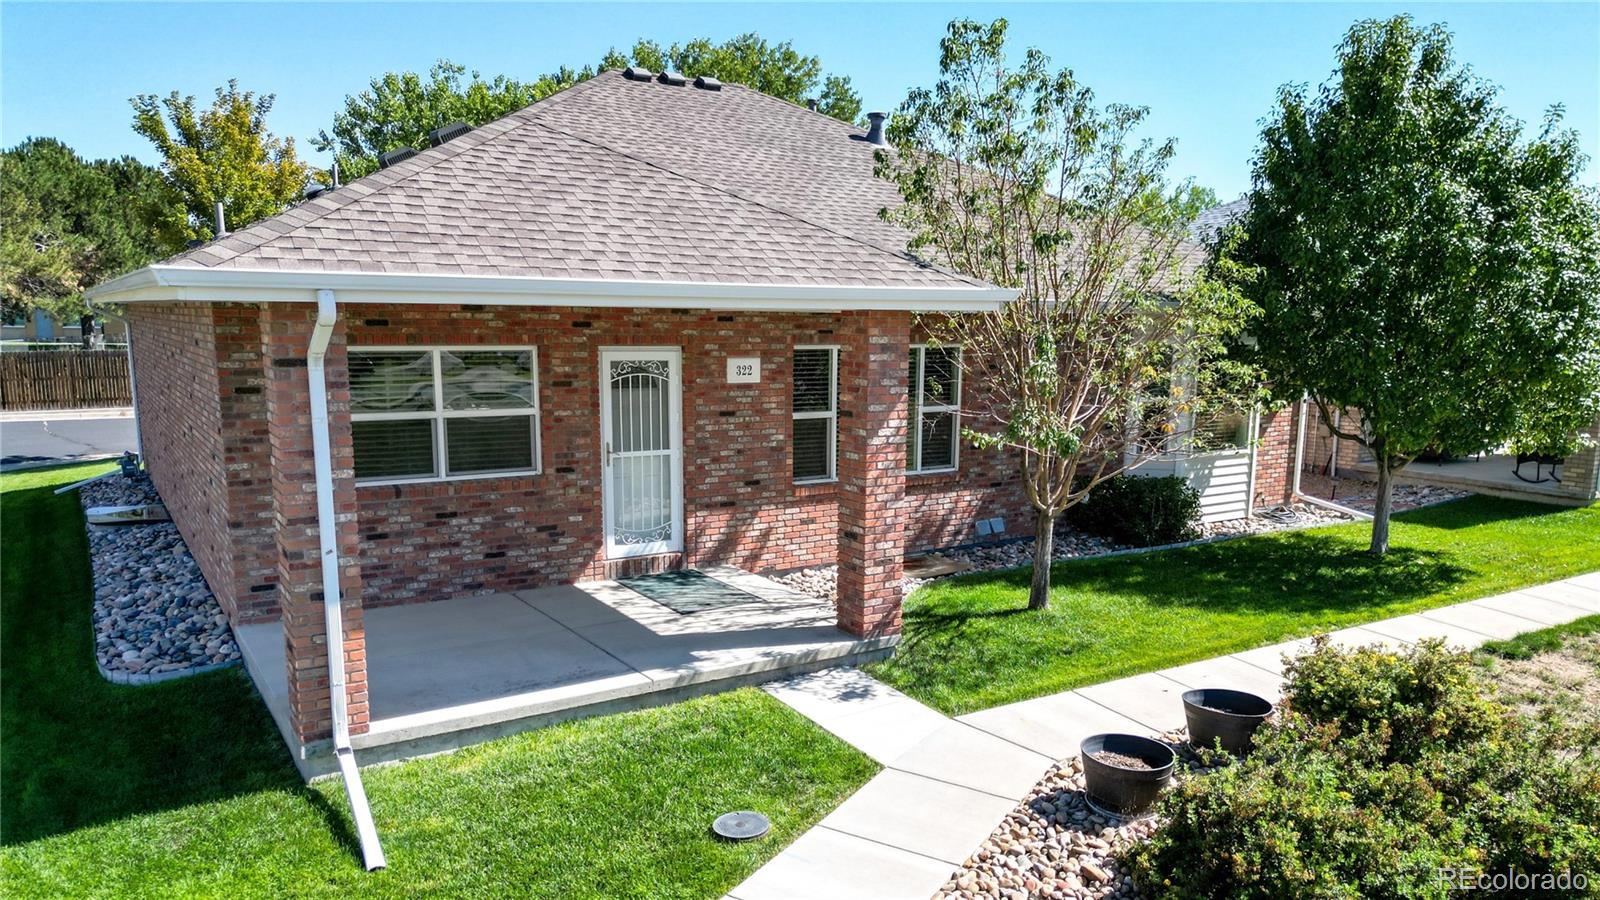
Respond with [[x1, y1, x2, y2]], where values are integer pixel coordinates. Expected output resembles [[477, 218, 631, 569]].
[[86, 265, 1016, 312]]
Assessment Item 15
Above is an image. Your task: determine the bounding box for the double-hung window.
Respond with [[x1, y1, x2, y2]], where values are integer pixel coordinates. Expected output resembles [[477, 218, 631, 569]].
[[792, 346, 838, 483], [349, 347, 540, 484], [908, 345, 960, 473]]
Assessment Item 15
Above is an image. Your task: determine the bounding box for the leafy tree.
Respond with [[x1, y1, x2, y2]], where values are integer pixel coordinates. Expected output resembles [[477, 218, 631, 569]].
[[1232, 16, 1600, 553], [131, 80, 309, 248], [0, 138, 171, 336], [877, 19, 1258, 610], [313, 61, 590, 178], [603, 33, 862, 122]]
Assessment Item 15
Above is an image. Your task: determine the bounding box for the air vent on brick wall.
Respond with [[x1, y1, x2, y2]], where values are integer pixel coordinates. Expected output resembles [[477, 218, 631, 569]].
[[378, 146, 419, 169], [693, 75, 722, 91], [657, 71, 687, 86], [428, 121, 472, 147], [623, 67, 655, 82]]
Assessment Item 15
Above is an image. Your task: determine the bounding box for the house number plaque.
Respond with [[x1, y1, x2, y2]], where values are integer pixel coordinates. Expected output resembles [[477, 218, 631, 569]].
[[726, 357, 760, 383]]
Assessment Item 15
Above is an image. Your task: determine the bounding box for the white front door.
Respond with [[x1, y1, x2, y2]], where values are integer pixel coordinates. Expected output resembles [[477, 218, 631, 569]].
[[599, 348, 684, 558]]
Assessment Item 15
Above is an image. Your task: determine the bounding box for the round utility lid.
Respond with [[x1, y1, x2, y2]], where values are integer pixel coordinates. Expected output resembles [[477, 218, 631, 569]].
[[712, 811, 770, 841]]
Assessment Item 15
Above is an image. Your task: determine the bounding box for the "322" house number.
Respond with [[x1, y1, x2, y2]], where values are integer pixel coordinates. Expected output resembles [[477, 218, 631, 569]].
[[726, 357, 760, 384]]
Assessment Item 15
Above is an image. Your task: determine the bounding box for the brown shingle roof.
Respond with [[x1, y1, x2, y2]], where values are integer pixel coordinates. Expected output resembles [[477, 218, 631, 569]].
[[164, 72, 988, 290]]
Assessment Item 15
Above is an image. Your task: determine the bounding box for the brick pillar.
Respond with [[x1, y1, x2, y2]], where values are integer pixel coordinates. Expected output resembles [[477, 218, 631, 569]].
[[1253, 404, 1299, 508], [1557, 411, 1600, 501], [262, 303, 367, 744], [836, 310, 909, 638]]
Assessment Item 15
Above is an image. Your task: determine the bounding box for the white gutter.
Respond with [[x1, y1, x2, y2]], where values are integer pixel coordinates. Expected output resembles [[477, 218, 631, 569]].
[[85, 265, 1016, 313], [1291, 397, 1371, 521], [308, 288, 386, 871]]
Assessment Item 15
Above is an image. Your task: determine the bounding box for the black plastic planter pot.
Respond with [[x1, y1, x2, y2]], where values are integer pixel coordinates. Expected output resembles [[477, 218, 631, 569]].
[[1080, 733, 1175, 818], [1182, 688, 1274, 755]]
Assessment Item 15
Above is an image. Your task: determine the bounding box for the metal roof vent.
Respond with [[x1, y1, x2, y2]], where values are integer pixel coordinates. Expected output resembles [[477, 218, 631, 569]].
[[806, 99, 818, 112], [623, 66, 655, 82], [428, 121, 472, 147], [657, 70, 687, 87], [378, 146, 419, 169], [304, 181, 331, 201], [865, 112, 888, 145], [693, 75, 722, 91]]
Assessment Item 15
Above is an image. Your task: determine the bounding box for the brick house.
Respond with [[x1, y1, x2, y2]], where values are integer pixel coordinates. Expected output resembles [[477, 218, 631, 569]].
[[90, 70, 1299, 802]]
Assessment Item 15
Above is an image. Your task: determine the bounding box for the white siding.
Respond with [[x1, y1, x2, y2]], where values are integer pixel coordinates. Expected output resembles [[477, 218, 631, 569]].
[[1129, 447, 1254, 523]]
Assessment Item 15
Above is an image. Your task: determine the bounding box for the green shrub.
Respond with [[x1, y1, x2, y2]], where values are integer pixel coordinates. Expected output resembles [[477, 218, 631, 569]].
[[1129, 638, 1600, 899], [1070, 475, 1201, 547]]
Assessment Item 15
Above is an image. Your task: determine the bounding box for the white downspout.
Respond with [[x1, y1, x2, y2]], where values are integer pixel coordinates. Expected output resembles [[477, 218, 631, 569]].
[[1291, 396, 1371, 521], [125, 321, 142, 459], [307, 289, 387, 871]]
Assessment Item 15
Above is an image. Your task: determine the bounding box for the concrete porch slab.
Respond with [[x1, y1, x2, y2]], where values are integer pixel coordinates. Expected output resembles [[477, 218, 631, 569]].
[[236, 568, 893, 779]]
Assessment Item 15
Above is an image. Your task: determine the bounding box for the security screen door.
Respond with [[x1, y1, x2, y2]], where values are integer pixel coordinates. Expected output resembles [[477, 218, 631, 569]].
[[599, 348, 684, 558]]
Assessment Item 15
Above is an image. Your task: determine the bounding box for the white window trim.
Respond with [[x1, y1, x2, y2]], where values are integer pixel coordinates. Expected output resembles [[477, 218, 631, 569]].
[[909, 344, 961, 474], [349, 345, 541, 486], [793, 344, 839, 484]]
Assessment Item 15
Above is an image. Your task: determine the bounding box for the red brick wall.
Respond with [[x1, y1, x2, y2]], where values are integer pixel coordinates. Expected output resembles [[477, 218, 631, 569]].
[[340, 303, 1032, 606], [1253, 405, 1298, 508], [128, 303, 277, 622]]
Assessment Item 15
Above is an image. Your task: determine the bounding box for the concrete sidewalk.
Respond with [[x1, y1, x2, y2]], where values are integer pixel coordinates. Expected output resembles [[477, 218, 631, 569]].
[[732, 570, 1600, 900]]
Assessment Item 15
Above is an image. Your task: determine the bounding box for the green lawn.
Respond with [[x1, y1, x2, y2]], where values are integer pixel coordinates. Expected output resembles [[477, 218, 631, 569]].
[[869, 496, 1600, 715], [0, 463, 877, 899]]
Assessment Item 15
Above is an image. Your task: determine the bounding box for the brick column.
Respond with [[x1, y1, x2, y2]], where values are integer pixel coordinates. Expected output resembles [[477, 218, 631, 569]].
[[262, 303, 368, 744], [1253, 404, 1299, 508], [836, 310, 910, 638]]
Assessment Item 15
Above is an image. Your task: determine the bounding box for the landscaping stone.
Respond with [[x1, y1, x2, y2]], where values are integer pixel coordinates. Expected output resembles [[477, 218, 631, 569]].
[[934, 731, 1222, 900], [77, 473, 241, 684]]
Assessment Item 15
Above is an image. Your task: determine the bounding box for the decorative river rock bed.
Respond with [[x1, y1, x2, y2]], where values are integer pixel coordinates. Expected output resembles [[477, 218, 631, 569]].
[[935, 730, 1221, 900], [78, 473, 241, 684]]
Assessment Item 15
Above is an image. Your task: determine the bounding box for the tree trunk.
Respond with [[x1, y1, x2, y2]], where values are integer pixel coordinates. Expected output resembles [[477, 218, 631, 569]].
[[1029, 508, 1055, 610], [1370, 460, 1394, 555]]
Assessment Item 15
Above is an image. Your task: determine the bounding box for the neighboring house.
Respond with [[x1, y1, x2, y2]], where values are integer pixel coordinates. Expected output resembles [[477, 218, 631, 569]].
[[1, 309, 126, 345], [1191, 196, 1600, 506], [89, 70, 1301, 773]]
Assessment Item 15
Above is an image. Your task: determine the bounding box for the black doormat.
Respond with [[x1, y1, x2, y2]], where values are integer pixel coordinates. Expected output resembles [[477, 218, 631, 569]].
[[617, 570, 761, 615]]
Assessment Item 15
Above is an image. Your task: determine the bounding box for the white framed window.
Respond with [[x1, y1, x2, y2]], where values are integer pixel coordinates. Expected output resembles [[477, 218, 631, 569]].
[[792, 345, 838, 483], [908, 344, 961, 473], [348, 347, 540, 485]]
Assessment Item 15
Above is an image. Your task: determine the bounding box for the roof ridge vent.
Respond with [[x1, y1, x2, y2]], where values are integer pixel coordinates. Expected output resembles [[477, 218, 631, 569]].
[[428, 121, 472, 147], [657, 71, 687, 87], [693, 75, 722, 91], [623, 67, 655, 82], [378, 146, 419, 169]]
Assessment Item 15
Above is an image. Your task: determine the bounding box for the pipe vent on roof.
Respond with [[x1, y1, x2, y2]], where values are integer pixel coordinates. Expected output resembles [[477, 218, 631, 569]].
[[865, 112, 888, 145], [693, 75, 722, 91], [806, 99, 818, 112], [428, 121, 472, 147], [378, 147, 419, 169], [623, 67, 655, 82], [657, 71, 687, 86]]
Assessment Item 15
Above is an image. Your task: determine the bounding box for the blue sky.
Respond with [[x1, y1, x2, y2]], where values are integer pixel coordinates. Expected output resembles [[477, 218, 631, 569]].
[[3, 2, 1595, 198]]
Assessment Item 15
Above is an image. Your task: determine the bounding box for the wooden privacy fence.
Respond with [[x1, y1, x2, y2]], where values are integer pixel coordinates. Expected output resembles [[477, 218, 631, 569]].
[[0, 350, 132, 410]]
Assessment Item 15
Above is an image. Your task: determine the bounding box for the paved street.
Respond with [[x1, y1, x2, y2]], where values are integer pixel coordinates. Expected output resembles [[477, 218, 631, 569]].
[[0, 412, 136, 470]]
